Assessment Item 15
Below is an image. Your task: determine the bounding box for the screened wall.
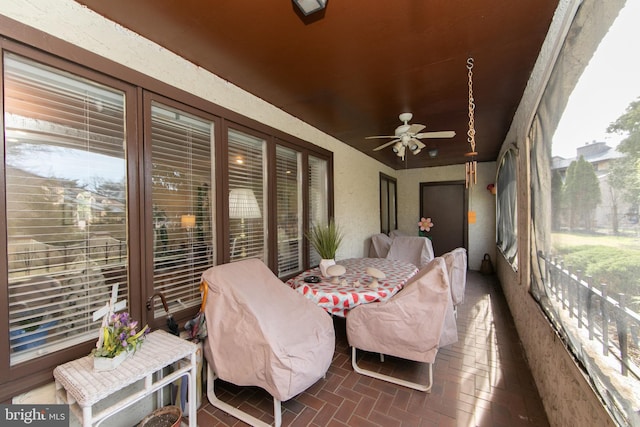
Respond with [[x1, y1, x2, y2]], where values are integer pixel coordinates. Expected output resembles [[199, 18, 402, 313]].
[[527, 0, 639, 425]]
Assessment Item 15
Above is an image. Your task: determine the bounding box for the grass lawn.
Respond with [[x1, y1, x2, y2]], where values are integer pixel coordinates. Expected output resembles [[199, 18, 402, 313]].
[[552, 232, 640, 251]]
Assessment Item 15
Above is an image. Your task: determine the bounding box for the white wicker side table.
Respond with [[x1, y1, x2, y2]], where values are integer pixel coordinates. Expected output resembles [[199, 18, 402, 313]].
[[53, 330, 198, 427]]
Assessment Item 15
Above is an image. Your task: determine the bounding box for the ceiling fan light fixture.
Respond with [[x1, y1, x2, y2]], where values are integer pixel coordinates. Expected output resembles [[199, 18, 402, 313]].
[[392, 141, 403, 154], [293, 0, 327, 15]]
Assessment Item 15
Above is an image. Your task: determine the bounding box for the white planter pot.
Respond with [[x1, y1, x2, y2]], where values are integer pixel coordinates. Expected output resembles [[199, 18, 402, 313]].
[[93, 350, 130, 372], [319, 259, 336, 277]]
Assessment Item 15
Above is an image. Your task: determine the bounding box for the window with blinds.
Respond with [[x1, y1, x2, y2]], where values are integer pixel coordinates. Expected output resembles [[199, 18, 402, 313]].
[[228, 129, 267, 262], [308, 155, 329, 266], [3, 52, 128, 365], [275, 145, 302, 277], [149, 102, 214, 319]]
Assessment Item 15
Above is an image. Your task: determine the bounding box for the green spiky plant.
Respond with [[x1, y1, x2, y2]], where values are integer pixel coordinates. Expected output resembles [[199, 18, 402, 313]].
[[306, 219, 344, 260]]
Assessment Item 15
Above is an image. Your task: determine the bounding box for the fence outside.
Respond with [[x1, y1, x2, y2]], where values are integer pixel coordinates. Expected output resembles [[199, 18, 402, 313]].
[[538, 251, 640, 381]]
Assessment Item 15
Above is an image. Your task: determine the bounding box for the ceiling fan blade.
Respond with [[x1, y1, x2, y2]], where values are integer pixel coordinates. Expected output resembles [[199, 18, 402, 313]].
[[407, 124, 426, 134], [415, 130, 456, 139], [373, 139, 400, 151], [365, 135, 397, 139]]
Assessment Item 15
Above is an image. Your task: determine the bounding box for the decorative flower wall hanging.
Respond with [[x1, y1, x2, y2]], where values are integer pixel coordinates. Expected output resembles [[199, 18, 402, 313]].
[[418, 217, 434, 237]]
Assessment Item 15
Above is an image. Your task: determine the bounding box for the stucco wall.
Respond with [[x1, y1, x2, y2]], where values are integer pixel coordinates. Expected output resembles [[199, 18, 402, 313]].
[[396, 161, 497, 270]]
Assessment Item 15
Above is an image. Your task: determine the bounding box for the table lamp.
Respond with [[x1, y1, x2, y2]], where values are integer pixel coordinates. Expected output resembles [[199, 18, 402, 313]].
[[229, 188, 261, 258]]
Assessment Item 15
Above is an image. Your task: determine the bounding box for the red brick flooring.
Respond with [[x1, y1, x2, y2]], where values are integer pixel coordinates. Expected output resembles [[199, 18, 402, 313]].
[[195, 271, 549, 426]]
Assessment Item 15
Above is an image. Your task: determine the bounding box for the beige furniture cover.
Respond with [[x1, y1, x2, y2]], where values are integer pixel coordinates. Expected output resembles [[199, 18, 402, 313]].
[[201, 259, 335, 402], [386, 235, 435, 269], [442, 247, 468, 307], [368, 233, 393, 258], [388, 229, 409, 239], [346, 257, 457, 391]]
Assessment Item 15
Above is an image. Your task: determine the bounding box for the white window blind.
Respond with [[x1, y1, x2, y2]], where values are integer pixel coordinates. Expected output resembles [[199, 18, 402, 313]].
[[228, 129, 267, 262], [3, 52, 128, 365], [308, 155, 329, 266], [150, 103, 214, 319], [275, 145, 302, 277]]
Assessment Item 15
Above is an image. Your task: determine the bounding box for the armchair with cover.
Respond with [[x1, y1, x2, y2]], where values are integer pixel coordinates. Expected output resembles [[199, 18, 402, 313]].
[[368, 233, 393, 258], [201, 259, 335, 427], [385, 235, 435, 269], [442, 247, 468, 317], [346, 257, 457, 392]]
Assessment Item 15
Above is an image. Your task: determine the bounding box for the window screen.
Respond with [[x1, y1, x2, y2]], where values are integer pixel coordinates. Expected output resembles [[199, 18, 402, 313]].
[[496, 148, 517, 267]]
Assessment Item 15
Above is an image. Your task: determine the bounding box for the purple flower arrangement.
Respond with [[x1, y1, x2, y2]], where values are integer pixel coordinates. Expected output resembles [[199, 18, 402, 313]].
[[93, 311, 150, 358]]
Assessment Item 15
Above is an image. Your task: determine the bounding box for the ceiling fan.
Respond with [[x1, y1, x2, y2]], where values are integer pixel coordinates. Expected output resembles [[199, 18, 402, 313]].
[[366, 112, 455, 160]]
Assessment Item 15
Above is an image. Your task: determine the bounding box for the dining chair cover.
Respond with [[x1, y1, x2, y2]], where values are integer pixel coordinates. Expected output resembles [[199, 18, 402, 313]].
[[201, 259, 335, 402], [442, 247, 468, 306], [385, 236, 435, 269], [346, 257, 457, 364], [388, 229, 409, 239], [368, 233, 393, 258]]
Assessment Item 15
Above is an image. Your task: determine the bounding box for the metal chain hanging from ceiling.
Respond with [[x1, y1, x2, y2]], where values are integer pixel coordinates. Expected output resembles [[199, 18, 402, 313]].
[[465, 57, 478, 188]]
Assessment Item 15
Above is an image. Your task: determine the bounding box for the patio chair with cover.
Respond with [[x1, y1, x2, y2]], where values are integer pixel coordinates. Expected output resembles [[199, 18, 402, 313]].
[[442, 247, 468, 317], [368, 232, 393, 258], [201, 259, 335, 427], [385, 235, 435, 269], [346, 256, 457, 392]]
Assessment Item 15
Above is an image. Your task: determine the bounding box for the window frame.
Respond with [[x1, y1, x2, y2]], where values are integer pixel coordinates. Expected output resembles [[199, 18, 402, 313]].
[[0, 40, 141, 387], [142, 92, 220, 331], [0, 27, 333, 399], [379, 173, 397, 234]]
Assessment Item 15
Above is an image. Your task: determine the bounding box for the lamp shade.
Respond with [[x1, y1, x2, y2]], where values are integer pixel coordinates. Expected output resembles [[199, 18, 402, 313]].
[[181, 214, 196, 229], [293, 0, 326, 15], [229, 188, 262, 219]]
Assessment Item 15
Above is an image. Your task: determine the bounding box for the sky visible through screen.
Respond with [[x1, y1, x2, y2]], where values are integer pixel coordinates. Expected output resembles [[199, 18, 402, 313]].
[[552, 1, 640, 158]]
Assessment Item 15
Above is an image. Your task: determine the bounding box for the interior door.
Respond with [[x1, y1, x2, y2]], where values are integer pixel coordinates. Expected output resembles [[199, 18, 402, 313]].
[[420, 181, 467, 256]]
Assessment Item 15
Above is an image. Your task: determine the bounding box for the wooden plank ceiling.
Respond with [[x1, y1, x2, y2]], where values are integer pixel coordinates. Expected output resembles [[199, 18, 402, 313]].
[[76, 0, 558, 169]]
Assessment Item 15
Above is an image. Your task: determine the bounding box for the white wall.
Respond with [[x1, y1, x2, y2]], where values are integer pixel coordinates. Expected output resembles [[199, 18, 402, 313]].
[[397, 161, 497, 269]]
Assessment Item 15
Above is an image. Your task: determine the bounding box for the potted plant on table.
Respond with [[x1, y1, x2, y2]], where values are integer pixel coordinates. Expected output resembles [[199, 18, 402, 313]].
[[306, 219, 344, 277], [92, 311, 149, 371]]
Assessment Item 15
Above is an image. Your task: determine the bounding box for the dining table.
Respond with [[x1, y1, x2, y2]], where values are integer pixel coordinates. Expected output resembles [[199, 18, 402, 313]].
[[286, 257, 419, 317]]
